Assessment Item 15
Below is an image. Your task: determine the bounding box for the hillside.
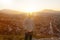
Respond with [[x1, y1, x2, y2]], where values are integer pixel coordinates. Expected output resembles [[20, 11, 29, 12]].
[[33, 9, 60, 38], [0, 9, 60, 38], [0, 9, 26, 35]]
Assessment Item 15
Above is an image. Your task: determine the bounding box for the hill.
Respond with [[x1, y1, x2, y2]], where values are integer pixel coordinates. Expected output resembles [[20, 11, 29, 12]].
[[0, 9, 60, 38], [0, 9, 26, 35], [33, 9, 60, 38]]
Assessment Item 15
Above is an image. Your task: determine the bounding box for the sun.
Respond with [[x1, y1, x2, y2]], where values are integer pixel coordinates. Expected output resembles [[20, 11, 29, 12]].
[[21, 5, 39, 13], [21, 6, 39, 15], [23, 7, 37, 12]]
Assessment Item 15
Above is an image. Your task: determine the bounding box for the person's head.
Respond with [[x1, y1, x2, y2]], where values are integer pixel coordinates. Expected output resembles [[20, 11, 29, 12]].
[[26, 13, 32, 18]]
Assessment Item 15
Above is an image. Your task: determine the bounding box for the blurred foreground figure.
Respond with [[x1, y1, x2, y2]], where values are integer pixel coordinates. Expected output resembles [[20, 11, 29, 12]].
[[23, 14, 34, 40], [25, 31, 33, 40]]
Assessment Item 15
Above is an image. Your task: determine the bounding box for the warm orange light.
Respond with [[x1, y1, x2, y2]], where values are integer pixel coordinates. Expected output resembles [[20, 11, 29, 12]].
[[23, 7, 38, 12]]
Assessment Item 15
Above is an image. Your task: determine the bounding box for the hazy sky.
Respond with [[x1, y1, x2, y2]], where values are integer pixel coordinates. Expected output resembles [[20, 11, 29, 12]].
[[0, 0, 60, 12]]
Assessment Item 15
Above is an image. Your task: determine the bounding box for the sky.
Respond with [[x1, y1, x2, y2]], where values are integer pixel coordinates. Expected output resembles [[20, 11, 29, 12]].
[[0, 0, 60, 12]]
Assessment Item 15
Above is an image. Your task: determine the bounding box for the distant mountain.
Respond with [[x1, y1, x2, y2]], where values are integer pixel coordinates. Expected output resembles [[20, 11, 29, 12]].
[[0, 9, 27, 19], [34, 9, 60, 16], [42, 9, 60, 13], [0, 9, 27, 15], [42, 9, 56, 12]]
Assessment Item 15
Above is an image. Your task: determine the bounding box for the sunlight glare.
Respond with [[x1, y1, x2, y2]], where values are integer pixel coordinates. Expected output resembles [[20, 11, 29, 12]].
[[23, 7, 37, 12]]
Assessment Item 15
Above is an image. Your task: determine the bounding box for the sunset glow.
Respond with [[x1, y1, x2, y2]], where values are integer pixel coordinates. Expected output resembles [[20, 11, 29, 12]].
[[0, 0, 60, 13], [21, 5, 40, 12]]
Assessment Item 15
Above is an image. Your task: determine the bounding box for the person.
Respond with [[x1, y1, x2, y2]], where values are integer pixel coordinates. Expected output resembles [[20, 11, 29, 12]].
[[23, 14, 34, 40], [25, 31, 33, 40]]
